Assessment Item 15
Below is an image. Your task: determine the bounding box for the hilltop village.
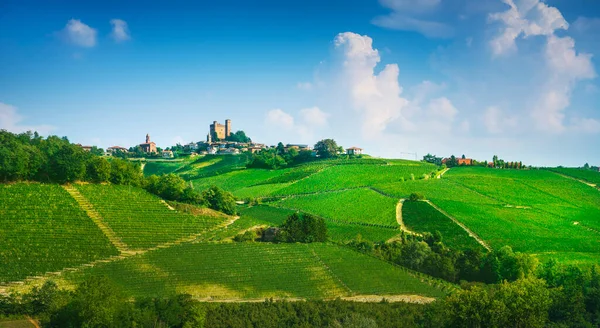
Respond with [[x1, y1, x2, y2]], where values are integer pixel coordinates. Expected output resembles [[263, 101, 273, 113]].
[[81, 119, 364, 160]]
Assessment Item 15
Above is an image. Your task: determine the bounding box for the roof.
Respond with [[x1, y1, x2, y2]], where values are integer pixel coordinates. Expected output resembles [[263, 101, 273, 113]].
[[347, 147, 363, 150], [108, 146, 127, 150]]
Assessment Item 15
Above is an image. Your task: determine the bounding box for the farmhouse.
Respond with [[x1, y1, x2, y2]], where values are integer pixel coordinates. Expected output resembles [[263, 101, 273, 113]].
[[139, 134, 157, 153], [162, 150, 174, 158], [286, 144, 311, 151], [346, 147, 363, 155], [457, 158, 473, 166], [107, 146, 128, 154]]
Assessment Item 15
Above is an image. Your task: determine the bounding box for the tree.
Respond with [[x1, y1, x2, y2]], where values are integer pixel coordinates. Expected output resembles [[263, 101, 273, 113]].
[[584, 163, 590, 169], [225, 130, 251, 143], [278, 213, 327, 243], [314, 139, 340, 159], [201, 186, 236, 215], [462, 154, 466, 159], [86, 157, 111, 183]]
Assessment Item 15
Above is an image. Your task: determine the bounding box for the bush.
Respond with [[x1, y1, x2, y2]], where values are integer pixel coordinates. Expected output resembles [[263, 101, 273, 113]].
[[201, 186, 237, 215], [276, 213, 327, 243], [409, 193, 425, 201]]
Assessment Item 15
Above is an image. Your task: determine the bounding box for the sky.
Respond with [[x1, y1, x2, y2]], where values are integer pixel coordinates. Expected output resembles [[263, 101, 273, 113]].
[[1, 0, 599, 166]]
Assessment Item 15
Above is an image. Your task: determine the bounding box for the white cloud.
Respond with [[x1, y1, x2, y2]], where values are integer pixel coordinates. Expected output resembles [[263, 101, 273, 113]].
[[488, 0, 568, 56], [62, 19, 97, 47], [570, 118, 600, 134], [0, 102, 55, 135], [333, 32, 410, 137], [300, 107, 330, 127], [427, 97, 458, 121], [266, 109, 295, 128], [484, 106, 517, 134], [296, 82, 313, 90], [572, 16, 600, 32], [532, 35, 596, 132], [373, 0, 453, 38], [110, 19, 130, 42]]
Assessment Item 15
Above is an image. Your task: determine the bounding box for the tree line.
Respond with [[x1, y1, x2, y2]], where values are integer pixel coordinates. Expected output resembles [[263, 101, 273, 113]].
[[0, 130, 236, 215], [1, 261, 598, 328]]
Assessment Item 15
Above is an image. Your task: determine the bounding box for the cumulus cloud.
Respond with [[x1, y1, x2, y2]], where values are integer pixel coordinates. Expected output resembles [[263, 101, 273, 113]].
[[265, 107, 330, 142], [300, 107, 330, 127], [484, 106, 517, 134], [110, 19, 130, 42], [489, 1, 598, 133], [61, 19, 97, 47], [0, 103, 55, 135], [488, 0, 568, 56], [333, 32, 410, 137], [266, 109, 295, 129], [372, 0, 453, 38]]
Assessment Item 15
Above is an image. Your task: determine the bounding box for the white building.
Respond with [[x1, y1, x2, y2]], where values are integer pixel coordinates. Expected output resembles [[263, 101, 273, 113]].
[[346, 147, 363, 156], [162, 150, 174, 158]]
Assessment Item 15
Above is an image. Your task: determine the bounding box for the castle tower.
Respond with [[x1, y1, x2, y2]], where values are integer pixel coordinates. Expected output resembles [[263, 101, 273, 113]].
[[207, 133, 212, 143], [225, 119, 231, 137], [146, 134, 150, 143]]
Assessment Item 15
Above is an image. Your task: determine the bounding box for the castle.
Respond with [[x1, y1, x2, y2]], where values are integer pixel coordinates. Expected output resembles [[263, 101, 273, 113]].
[[208, 119, 231, 142]]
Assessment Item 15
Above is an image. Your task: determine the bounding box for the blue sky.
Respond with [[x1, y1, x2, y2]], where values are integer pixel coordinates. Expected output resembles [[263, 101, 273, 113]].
[[1, 0, 599, 166]]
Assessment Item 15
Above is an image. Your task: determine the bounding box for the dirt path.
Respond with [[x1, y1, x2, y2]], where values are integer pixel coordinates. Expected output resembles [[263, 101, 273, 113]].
[[27, 316, 40, 328], [423, 200, 492, 251], [62, 185, 130, 254], [392, 199, 422, 238], [436, 167, 450, 179], [549, 171, 598, 190]]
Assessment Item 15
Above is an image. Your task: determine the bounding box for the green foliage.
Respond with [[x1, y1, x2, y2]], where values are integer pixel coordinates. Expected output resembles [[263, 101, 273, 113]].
[[314, 139, 342, 158], [408, 193, 424, 201], [0, 184, 118, 282], [277, 213, 328, 243], [224, 130, 251, 143], [201, 185, 237, 215]]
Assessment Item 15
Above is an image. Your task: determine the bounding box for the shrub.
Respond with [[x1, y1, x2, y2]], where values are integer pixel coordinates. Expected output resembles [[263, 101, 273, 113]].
[[409, 193, 425, 201]]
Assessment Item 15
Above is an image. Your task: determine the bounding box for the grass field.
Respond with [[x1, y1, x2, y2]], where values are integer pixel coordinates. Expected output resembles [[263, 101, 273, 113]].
[[239, 205, 399, 242], [272, 162, 437, 196], [75, 184, 227, 249], [275, 188, 398, 227], [401, 201, 483, 250], [546, 167, 600, 185], [0, 184, 118, 282], [63, 242, 446, 299]]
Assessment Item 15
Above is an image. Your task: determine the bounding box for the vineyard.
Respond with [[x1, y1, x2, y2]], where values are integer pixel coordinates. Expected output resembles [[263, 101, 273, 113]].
[[74, 184, 227, 249], [62, 242, 446, 299], [275, 188, 398, 227], [0, 184, 118, 282], [548, 167, 600, 185], [401, 200, 483, 250]]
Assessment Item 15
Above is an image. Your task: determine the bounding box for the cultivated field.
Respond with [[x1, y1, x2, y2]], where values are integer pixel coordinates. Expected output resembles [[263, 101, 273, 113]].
[[62, 242, 447, 300], [0, 184, 118, 282]]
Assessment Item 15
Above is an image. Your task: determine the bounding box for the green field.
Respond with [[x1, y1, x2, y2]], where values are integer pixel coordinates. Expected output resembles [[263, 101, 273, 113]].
[[143, 160, 187, 176], [276, 188, 398, 227], [0, 184, 118, 282], [239, 205, 399, 242], [75, 184, 227, 249], [63, 242, 445, 299], [401, 201, 483, 250], [272, 162, 437, 195], [547, 167, 600, 185]]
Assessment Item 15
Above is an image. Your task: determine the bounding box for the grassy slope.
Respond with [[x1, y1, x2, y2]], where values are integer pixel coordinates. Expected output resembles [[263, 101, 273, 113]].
[[64, 242, 445, 299], [0, 184, 118, 282], [75, 184, 227, 249], [275, 189, 398, 227], [547, 167, 600, 185], [239, 205, 399, 242], [402, 201, 483, 250]]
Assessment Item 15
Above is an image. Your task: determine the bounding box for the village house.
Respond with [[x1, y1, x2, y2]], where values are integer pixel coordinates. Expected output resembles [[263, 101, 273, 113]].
[[162, 150, 174, 158], [139, 134, 157, 153], [457, 158, 473, 166], [106, 146, 128, 154], [346, 147, 363, 156]]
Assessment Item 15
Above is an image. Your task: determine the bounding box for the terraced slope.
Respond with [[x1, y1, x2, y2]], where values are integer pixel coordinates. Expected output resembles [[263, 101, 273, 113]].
[[0, 184, 118, 282], [75, 184, 226, 249], [63, 243, 447, 300]]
